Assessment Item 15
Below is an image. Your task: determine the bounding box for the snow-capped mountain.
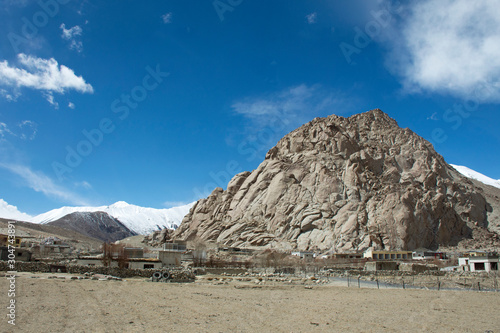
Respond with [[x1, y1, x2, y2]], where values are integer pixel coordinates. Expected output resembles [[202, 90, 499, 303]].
[[451, 164, 500, 189], [31, 201, 195, 235]]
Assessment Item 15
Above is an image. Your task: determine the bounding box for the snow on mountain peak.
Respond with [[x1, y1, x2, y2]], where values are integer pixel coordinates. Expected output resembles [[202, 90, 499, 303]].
[[110, 201, 130, 208], [451, 164, 500, 189], [30, 201, 195, 235]]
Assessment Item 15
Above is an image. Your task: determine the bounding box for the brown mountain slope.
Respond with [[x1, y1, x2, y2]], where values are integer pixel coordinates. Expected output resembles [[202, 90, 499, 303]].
[[173, 109, 500, 252], [46, 211, 137, 242], [0, 218, 103, 250]]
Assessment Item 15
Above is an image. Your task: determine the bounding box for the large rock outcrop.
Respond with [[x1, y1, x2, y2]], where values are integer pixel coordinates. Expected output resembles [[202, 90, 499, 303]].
[[174, 109, 498, 252]]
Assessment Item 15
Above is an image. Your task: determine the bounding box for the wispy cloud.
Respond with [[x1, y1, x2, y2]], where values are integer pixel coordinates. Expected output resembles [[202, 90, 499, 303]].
[[384, 0, 500, 102], [229, 84, 350, 156], [232, 84, 345, 124], [0, 88, 19, 101], [0, 163, 90, 205], [18, 120, 37, 140], [306, 12, 317, 24], [60, 24, 82, 40], [42, 91, 59, 109], [0, 122, 14, 139], [161, 12, 173, 24], [0, 120, 37, 141], [0, 53, 93, 104], [74, 180, 92, 189], [68, 102, 75, 109], [60, 24, 83, 52]]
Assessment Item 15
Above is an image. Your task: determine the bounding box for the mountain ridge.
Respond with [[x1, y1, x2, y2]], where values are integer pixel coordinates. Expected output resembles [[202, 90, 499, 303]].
[[31, 201, 195, 235], [46, 211, 137, 242]]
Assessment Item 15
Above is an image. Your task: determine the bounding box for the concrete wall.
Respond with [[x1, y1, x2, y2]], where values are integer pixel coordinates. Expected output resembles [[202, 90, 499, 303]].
[[0, 261, 195, 280], [365, 261, 399, 271], [128, 261, 162, 270], [158, 251, 182, 267]]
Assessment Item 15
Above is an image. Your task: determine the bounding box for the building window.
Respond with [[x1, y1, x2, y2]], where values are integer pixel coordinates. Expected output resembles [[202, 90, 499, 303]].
[[491, 262, 498, 271], [144, 264, 155, 269], [474, 262, 485, 270]]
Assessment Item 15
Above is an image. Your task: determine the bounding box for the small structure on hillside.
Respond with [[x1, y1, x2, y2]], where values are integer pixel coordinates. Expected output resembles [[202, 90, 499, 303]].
[[291, 251, 315, 261], [364, 249, 413, 260]]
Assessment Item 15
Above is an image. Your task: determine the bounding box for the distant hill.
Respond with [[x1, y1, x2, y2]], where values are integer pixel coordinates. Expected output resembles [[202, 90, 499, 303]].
[[0, 218, 104, 251], [46, 211, 137, 242]]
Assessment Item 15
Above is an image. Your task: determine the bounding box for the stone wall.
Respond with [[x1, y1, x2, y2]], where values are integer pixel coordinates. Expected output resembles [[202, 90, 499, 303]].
[[0, 261, 194, 281]]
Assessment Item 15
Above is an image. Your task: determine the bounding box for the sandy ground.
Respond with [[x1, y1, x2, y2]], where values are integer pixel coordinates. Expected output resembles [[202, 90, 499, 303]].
[[1, 273, 499, 333]]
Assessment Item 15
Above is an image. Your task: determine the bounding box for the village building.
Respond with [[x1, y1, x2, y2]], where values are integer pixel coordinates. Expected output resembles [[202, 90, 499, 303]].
[[363, 249, 413, 260], [0, 246, 32, 261], [0, 228, 33, 247], [329, 252, 364, 260], [128, 258, 163, 270], [412, 249, 447, 260], [365, 261, 399, 271], [458, 253, 499, 272], [291, 251, 315, 261]]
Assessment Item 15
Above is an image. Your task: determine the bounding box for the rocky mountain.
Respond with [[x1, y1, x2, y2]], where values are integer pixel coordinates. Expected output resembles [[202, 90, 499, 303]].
[[173, 109, 500, 252], [46, 211, 136, 242], [32, 201, 195, 235]]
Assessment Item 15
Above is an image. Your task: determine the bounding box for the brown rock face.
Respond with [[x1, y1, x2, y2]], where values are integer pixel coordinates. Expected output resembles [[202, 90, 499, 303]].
[[174, 109, 495, 251]]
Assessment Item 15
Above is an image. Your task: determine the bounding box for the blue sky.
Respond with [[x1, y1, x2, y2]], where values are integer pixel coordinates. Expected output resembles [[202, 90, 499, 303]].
[[0, 0, 499, 217]]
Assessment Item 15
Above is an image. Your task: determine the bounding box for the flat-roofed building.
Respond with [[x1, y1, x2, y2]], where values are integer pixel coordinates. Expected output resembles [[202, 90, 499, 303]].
[[364, 249, 413, 260]]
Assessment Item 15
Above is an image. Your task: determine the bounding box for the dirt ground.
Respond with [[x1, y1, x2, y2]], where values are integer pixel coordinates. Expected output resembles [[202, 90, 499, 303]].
[[1, 272, 499, 333]]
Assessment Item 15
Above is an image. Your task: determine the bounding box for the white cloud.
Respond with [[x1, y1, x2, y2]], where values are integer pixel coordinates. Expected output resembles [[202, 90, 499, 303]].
[[387, 0, 500, 102], [60, 24, 84, 53], [306, 12, 317, 24], [43, 91, 59, 109], [161, 12, 173, 24], [68, 102, 75, 109], [0, 199, 32, 221], [0, 163, 90, 206], [0, 54, 93, 103], [60, 24, 82, 40]]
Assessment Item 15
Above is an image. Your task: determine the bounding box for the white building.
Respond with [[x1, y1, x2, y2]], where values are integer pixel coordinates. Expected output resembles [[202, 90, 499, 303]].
[[291, 251, 315, 261], [458, 254, 499, 272]]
